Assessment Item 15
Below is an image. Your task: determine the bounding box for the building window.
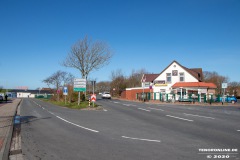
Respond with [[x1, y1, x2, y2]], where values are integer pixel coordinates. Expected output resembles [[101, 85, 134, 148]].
[[179, 72, 185, 82], [166, 73, 171, 83]]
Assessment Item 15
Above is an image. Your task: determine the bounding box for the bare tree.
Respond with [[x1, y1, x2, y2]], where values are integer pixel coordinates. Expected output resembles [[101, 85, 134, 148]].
[[127, 69, 148, 88], [62, 36, 113, 80], [228, 81, 240, 96], [203, 71, 229, 95], [96, 81, 111, 93], [43, 71, 74, 101], [110, 69, 127, 96]]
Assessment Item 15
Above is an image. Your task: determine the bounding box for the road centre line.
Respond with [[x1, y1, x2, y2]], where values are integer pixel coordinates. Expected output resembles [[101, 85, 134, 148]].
[[138, 108, 151, 112], [166, 115, 193, 122], [148, 107, 164, 111], [237, 130, 240, 132], [122, 136, 161, 143], [183, 113, 215, 119], [56, 116, 99, 133]]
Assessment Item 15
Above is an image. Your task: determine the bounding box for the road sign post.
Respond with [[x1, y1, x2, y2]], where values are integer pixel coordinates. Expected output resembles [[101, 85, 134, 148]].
[[74, 78, 86, 105], [91, 94, 96, 107], [63, 86, 68, 105]]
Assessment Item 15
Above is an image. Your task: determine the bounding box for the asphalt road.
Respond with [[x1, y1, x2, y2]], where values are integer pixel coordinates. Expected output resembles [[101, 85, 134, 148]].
[[20, 98, 240, 160]]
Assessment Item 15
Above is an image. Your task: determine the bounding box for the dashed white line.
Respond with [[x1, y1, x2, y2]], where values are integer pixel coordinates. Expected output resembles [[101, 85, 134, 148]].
[[113, 102, 119, 104], [183, 113, 215, 119], [56, 116, 99, 133], [148, 107, 164, 111], [237, 130, 240, 132], [122, 136, 161, 143], [48, 111, 55, 115], [138, 108, 151, 112], [166, 115, 193, 122]]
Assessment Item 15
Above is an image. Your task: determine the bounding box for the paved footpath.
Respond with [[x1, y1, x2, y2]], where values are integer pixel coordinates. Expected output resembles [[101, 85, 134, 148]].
[[0, 99, 21, 160]]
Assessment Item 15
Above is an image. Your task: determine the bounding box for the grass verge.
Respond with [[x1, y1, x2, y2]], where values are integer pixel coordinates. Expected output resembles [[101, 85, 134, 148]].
[[42, 99, 100, 110]]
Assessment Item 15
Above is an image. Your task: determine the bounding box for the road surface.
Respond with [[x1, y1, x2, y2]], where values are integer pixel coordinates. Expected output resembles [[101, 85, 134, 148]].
[[20, 98, 240, 160]]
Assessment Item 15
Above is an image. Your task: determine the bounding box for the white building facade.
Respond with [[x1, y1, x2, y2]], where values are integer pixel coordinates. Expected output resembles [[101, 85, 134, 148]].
[[152, 61, 199, 94]]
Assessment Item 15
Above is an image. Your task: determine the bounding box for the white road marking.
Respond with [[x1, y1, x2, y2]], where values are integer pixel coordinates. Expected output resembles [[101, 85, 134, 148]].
[[166, 115, 193, 122], [103, 109, 108, 112], [114, 102, 119, 104], [237, 130, 240, 132], [48, 111, 55, 115], [56, 116, 99, 133], [138, 108, 151, 112], [183, 113, 215, 119], [148, 107, 164, 111], [123, 104, 130, 106], [122, 136, 161, 143]]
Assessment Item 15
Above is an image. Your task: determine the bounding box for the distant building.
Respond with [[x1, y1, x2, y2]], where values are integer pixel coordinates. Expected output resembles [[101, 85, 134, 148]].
[[122, 60, 217, 101], [9, 89, 53, 98]]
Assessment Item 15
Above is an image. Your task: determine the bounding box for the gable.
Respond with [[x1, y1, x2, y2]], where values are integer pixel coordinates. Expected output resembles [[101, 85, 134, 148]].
[[156, 60, 202, 82]]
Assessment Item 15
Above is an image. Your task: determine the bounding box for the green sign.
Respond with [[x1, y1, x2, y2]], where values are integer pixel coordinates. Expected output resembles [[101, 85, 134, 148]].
[[74, 88, 86, 92]]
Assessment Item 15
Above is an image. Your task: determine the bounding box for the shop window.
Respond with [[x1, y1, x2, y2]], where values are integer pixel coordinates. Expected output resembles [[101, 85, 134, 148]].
[[179, 72, 185, 82], [166, 73, 171, 83]]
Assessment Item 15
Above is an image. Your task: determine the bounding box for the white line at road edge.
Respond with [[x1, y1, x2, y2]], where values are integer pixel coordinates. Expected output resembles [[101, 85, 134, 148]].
[[183, 113, 215, 119], [56, 116, 99, 133], [138, 108, 151, 112], [166, 115, 193, 122], [122, 136, 161, 143]]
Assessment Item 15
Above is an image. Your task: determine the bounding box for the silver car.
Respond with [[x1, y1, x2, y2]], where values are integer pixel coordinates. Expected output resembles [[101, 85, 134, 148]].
[[101, 92, 111, 99]]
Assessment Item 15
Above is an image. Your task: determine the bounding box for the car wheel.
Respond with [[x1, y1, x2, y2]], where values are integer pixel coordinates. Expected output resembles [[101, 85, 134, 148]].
[[231, 100, 235, 104]]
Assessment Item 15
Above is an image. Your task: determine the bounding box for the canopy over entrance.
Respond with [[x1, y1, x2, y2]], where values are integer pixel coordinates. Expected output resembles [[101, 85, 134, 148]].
[[172, 82, 217, 89]]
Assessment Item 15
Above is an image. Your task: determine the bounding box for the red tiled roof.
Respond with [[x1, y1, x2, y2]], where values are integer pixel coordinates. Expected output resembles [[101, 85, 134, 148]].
[[172, 82, 217, 89]]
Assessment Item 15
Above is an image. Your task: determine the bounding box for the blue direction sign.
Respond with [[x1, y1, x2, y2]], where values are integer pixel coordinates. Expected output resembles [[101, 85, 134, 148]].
[[63, 86, 68, 95]]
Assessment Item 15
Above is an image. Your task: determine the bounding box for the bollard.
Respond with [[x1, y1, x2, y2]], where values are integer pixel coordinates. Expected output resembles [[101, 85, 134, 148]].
[[89, 98, 91, 107]]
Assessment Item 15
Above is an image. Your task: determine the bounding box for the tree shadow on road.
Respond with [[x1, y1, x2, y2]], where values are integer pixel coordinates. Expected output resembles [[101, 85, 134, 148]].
[[0, 116, 51, 128], [20, 116, 51, 124]]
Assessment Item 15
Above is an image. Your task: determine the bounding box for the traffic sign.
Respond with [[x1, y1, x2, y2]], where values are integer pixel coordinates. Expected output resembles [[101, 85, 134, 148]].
[[63, 86, 68, 95], [222, 83, 228, 89], [91, 94, 96, 102], [74, 78, 86, 92]]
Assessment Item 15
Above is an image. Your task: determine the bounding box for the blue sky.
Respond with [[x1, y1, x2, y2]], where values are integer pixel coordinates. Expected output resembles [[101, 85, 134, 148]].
[[0, 0, 239, 89]]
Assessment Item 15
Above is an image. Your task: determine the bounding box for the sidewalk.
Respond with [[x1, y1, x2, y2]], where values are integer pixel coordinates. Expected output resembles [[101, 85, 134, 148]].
[[0, 99, 21, 160]]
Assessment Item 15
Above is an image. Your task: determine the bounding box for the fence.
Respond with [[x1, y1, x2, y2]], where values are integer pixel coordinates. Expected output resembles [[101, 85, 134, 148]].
[[136, 92, 215, 103]]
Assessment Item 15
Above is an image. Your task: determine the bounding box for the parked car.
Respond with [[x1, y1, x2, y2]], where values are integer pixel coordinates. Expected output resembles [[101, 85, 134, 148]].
[[0, 95, 3, 101], [101, 92, 111, 99], [216, 96, 237, 104]]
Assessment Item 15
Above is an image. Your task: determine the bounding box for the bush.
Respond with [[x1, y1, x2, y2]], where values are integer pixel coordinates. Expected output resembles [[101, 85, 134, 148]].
[[81, 94, 86, 101]]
